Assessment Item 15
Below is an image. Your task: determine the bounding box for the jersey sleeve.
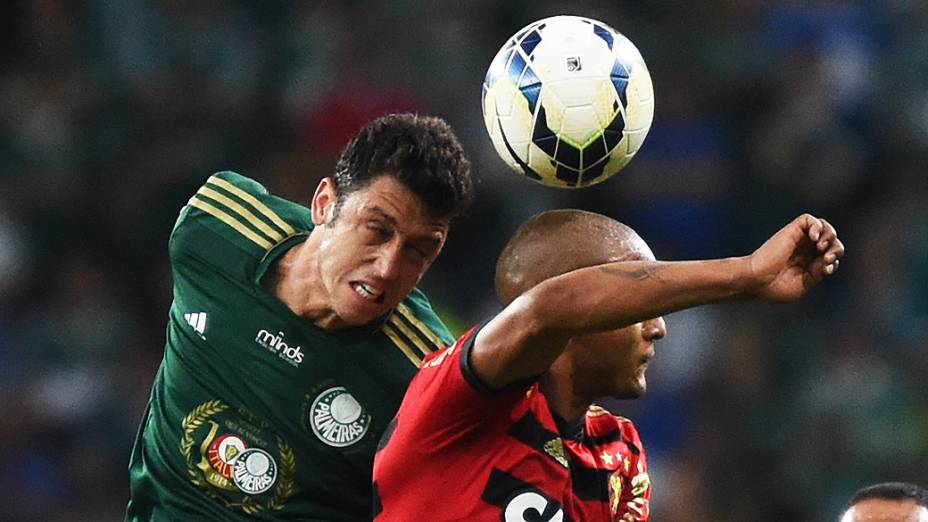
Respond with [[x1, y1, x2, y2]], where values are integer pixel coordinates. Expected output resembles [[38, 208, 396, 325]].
[[169, 171, 310, 280], [373, 325, 532, 520], [391, 324, 527, 447], [614, 420, 651, 522]]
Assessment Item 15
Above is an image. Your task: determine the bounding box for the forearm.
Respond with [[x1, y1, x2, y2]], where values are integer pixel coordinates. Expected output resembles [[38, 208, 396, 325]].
[[525, 256, 755, 338], [472, 213, 841, 389]]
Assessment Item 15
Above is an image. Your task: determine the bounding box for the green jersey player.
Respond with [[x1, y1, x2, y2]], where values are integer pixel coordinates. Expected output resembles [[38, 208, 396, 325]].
[[127, 114, 473, 521]]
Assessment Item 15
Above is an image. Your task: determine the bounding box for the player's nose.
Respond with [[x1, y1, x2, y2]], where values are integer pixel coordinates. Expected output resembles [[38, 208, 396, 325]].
[[642, 317, 666, 342], [373, 241, 403, 281]]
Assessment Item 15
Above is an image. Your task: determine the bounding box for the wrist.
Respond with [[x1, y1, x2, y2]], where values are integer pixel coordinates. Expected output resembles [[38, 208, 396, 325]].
[[731, 255, 763, 298]]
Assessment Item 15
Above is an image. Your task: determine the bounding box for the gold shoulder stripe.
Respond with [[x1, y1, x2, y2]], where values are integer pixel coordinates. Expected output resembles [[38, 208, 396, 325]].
[[383, 324, 422, 368], [188, 197, 273, 249], [195, 186, 284, 243], [388, 316, 433, 357], [396, 303, 446, 348], [207, 176, 296, 236]]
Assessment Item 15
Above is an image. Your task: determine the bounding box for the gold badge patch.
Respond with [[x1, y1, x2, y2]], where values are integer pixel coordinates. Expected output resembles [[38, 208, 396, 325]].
[[181, 400, 296, 514]]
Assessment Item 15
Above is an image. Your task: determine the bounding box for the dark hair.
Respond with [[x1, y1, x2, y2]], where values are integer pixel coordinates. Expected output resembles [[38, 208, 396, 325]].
[[331, 113, 473, 221], [845, 482, 928, 513]]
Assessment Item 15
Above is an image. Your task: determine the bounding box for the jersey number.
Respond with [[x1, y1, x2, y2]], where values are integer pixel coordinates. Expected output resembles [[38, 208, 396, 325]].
[[504, 490, 564, 522]]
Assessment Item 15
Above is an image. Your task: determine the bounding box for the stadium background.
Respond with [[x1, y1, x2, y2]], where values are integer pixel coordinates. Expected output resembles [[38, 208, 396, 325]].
[[1, 1, 926, 520]]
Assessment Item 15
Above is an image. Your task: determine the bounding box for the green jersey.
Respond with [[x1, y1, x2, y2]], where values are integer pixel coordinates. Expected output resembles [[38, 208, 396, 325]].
[[127, 172, 453, 521]]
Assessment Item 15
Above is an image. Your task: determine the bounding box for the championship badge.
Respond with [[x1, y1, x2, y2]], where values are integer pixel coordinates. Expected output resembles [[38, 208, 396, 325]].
[[181, 400, 295, 514]]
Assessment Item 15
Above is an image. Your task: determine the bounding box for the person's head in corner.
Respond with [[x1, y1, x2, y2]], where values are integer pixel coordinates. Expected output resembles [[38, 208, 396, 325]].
[[840, 482, 928, 522]]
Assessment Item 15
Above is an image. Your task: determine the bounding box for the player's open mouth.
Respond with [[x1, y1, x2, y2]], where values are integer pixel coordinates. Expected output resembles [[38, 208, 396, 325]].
[[351, 282, 384, 302]]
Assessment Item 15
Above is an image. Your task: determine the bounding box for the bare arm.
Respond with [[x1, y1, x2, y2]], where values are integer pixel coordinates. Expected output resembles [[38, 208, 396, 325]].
[[472, 214, 845, 389]]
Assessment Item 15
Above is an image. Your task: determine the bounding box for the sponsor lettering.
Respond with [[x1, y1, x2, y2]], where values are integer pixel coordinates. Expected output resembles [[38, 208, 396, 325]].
[[255, 329, 304, 367]]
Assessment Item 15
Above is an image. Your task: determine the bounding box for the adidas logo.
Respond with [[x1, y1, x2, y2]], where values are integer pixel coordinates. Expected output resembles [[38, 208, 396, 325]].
[[184, 312, 208, 338], [543, 437, 568, 468]]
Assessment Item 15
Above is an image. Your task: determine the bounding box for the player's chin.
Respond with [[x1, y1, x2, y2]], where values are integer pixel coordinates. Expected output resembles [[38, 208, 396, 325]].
[[336, 303, 388, 327], [612, 377, 646, 400]]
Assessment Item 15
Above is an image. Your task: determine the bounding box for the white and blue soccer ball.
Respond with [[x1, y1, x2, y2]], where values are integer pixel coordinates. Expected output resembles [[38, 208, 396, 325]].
[[482, 15, 654, 188]]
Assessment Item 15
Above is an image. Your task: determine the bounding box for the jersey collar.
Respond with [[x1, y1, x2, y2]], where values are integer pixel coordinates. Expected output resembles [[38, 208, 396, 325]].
[[552, 410, 587, 442], [255, 232, 311, 286]]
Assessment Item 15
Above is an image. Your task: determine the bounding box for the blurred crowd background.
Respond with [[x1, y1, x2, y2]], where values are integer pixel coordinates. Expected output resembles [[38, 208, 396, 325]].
[[1, 0, 926, 520]]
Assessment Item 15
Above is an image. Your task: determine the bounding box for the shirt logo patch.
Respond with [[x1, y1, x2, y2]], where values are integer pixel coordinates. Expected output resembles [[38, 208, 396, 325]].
[[206, 434, 247, 486], [185, 312, 208, 338], [310, 387, 371, 447], [255, 329, 304, 367], [232, 448, 278, 495], [543, 437, 568, 468], [180, 400, 296, 513]]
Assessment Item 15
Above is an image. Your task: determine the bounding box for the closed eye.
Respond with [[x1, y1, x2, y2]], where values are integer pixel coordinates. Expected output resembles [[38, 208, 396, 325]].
[[367, 225, 390, 239], [407, 245, 429, 259], [410, 237, 442, 260]]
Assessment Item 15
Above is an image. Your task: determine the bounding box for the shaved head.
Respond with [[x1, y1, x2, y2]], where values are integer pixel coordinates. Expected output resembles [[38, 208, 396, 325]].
[[495, 209, 654, 305]]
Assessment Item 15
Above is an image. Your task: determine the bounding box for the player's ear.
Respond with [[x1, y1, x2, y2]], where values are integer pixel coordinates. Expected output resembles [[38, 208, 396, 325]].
[[311, 177, 337, 225]]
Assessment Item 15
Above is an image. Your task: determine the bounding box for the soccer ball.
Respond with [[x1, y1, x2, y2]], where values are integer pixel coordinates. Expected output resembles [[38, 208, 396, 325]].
[[482, 15, 654, 188]]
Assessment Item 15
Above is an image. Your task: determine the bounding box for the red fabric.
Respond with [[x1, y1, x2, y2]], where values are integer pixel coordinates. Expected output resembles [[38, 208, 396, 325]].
[[373, 326, 651, 521]]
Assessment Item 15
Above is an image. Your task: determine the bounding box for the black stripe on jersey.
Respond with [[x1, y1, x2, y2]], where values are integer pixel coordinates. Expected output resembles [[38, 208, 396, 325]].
[[549, 413, 635, 501], [579, 427, 628, 450], [508, 411, 562, 461], [376, 417, 398, 453], [481, 469, 569, 521], [510, 412, 622, 503], [566, 420, 639, 456], [569, 464, 613, 501], [372, 481, 383, 518], [459, 323, 494, 395], [553, 411, 633, 452], [553, 411, 586, 441], [460, 320, 539, 396]]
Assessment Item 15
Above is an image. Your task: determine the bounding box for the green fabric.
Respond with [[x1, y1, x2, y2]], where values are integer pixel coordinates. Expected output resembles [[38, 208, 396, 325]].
[[127, 172, 453, 521]]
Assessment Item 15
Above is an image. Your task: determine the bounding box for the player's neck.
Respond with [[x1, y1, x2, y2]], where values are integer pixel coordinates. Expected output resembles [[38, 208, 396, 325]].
[[265, 238, 342, 329], [538, 365, 592, 425]]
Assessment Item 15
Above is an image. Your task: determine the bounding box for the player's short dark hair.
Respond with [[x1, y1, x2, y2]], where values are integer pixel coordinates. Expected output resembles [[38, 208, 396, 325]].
[[332, 113, 473, 221], [844, 482, 928, 514]]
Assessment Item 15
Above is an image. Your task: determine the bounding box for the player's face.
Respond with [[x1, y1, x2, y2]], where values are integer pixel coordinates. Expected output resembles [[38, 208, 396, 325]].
[[313, 175, 449, 328], [570, 317, 666, 399], [568, 235, 666, 399], [841, 499, 928, 522]]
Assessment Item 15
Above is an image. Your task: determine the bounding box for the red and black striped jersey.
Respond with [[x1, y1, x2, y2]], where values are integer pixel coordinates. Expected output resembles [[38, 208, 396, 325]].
[[373, 325, 651, 521]]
